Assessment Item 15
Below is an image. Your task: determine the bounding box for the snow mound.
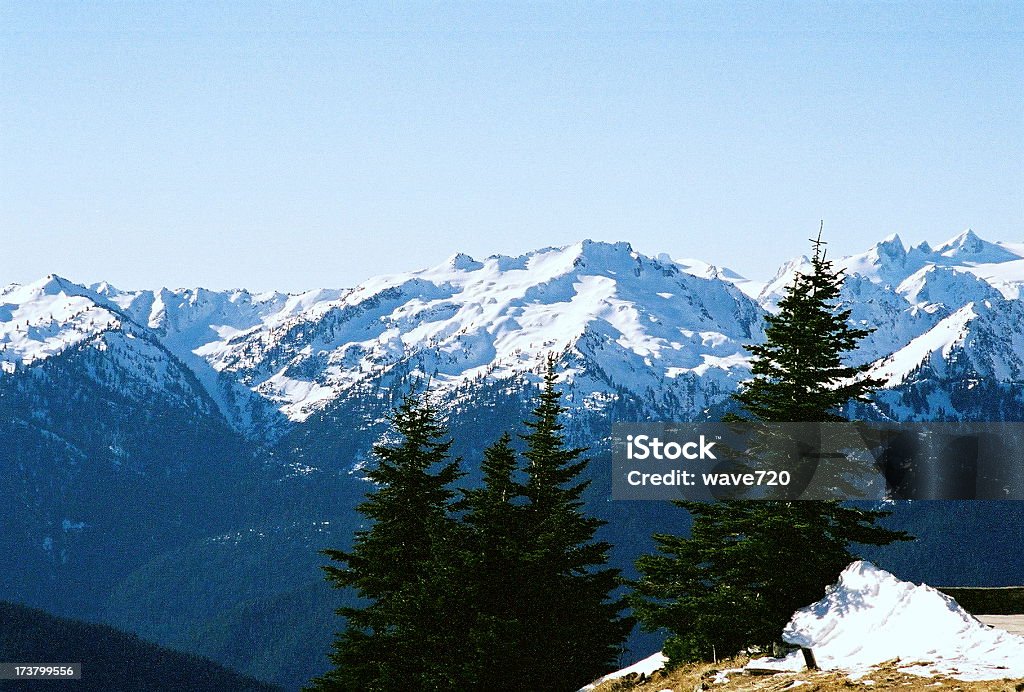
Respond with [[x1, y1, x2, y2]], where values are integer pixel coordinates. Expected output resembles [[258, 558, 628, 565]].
[[576, 651, 668, 691], [783, 561, 1024, 681]]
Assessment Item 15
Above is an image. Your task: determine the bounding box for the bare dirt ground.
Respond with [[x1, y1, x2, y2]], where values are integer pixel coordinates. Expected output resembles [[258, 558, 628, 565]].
[[590, 656, 1024, 692]]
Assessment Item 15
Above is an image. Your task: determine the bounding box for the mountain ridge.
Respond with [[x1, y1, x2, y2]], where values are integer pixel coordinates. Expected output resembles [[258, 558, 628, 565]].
[[4, 230, 1023, 436]]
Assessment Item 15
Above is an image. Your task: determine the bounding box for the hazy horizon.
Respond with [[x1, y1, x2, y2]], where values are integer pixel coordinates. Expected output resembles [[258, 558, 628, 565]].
[[3, 3, 1021, 292]]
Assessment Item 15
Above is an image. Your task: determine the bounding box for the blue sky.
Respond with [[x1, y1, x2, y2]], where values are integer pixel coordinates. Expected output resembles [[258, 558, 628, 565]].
[[2, 2, 1021, 291]]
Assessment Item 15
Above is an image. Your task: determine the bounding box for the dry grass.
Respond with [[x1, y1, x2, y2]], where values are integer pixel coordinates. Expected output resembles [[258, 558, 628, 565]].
[[589, 656, 1024, 692]]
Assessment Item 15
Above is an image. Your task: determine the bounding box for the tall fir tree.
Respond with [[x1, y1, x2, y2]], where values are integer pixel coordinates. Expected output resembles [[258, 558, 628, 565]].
[[459, 432, 530, 689], [508, 356, 632, 691], [307, 389, 467, 691], [630, 228, 911, 664]]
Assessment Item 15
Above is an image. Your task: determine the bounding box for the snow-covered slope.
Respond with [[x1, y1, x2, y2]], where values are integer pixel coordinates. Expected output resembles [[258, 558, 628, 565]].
[[92, 283, 346, 433], [657, 253, 765, 298], [199, 241, 764, 423], [865, 295, 1024, 421], [0, 275, 120, 371], [0, 275, 214, 412]]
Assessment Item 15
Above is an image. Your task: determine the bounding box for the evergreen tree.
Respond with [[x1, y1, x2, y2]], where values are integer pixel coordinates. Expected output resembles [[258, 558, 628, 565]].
[[630, 228, 911, 664], [733, 224, 881, 422], [311, 367, 631, 691], [459, 432, 529, 689], [509, 356, 631, 691], [308, 390, 467, 691]]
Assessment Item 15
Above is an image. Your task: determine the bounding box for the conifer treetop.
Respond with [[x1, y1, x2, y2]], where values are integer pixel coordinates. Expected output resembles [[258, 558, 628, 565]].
[[734, 223, 882, 422]]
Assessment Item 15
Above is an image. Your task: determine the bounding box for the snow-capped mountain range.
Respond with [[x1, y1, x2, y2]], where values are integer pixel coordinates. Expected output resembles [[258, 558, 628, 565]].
[[7, 228, 1024, 689], [3, 229, 1024, 435]]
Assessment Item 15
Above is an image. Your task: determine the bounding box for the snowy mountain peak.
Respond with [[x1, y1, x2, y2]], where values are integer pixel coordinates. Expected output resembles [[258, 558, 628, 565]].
[[90, 280, 120, 297], [756, 255, 811, 311], [6, 273, 81, 300], [441, 252, 485, 273], [657, 254, 744, 281], [655, 254, 762, 298], [939, 228, 981, 253], [895, 264, 1001, 309], [579, 238, 634, 254], [197, 240, 764, 423], [936, 228, 1020, 263], [566, 239, 638, 268], [876, 233, 907, 259], [839, 236, 915, 286], [0, 276, 122, 371], [39, 273, 73, 291]]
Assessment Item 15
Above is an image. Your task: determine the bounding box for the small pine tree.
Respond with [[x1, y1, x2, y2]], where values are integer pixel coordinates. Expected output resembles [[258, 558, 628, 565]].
[[510, 356, 631, 691], [307, 390, 467, 691], [630, 227, 911, 664]]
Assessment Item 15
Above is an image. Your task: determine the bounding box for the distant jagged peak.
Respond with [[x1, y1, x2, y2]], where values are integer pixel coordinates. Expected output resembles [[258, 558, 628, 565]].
[[840, 234, 915, 284], [576, 238, 635, 254], [367, 240, 647, 294], [455, 240, 638, 277], [439, 252, 485, 273], [755, 254, 811, 311], [875, 232, 907, 259], [938, 228, 983, 253], [547, 238, 638, 270], [773, 254, 813, 277], [156, 285, 284, 309], [90, 280, 122, 296], [657, 252, 764, 299], [540, 238, 633, 259], [934, 228, 1021, 263]]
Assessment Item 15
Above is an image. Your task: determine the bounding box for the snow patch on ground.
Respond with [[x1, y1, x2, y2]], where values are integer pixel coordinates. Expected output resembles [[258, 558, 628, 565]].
[[746, 651, 806, 673], [576, 651, 668, 691]]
